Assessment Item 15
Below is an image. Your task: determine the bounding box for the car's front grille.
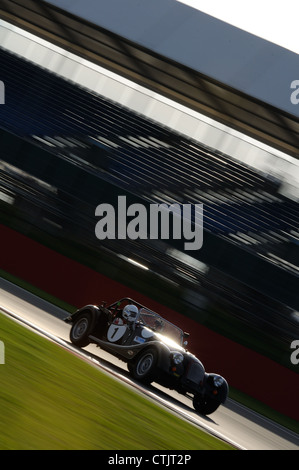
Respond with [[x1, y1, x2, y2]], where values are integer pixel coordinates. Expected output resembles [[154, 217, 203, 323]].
[[185, 361, 204, 384]]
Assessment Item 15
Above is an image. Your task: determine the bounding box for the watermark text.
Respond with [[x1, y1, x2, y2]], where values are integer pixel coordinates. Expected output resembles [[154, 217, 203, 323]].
[[95, 196, 203, 250], [0, 340, 5, 364], [0, 80, 5, 104], [290, 80, 299, 104], [290, 340, 299, 365]]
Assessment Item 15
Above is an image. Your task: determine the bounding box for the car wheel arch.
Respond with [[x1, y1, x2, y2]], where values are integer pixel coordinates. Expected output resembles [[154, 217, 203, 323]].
[[72, 305, 101, 325], [133, 344, 160, 363], [203, 373, 229, 403]]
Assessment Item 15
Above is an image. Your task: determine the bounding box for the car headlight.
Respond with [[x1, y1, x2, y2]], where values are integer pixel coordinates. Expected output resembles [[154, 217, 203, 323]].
[[213, 376, 224, 387], [172, 352, 184, 365]]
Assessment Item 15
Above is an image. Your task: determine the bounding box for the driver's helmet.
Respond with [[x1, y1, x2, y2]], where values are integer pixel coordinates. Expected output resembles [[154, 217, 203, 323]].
[[122, 304, 138, 323]]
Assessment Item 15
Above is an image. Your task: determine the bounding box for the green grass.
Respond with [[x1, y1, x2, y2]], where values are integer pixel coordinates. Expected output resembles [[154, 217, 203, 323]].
[[0, 312, 234, 450]]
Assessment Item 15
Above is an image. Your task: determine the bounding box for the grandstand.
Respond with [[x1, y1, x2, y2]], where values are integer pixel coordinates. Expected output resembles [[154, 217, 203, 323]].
[[0, 3, 298, 347], [1, 46, 298, 254]]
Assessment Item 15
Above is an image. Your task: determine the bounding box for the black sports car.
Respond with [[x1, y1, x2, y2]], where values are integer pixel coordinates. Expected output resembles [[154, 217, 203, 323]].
[[65, 297, 228, 415]]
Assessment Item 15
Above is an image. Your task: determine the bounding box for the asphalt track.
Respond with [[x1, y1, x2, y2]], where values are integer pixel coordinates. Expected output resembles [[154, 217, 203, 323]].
[[0, 277, 298, 450]]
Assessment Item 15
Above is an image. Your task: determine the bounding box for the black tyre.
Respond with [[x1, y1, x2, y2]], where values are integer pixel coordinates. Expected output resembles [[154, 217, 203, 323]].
[[193, 393, 220, 415], [130, 348, 158, 384], [70, 311, 93, 347]]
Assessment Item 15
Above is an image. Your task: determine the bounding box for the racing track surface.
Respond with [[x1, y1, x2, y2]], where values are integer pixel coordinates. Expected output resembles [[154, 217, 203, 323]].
[[0, 277, 298, 450]]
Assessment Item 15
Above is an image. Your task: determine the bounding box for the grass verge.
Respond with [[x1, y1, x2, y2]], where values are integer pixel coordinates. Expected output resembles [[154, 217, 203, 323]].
[[0, 312, 234, 450]]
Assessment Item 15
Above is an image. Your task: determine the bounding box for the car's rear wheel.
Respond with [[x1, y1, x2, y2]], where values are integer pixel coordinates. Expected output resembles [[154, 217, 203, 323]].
[[130, 348, 157, 384], [193, 393, 220, 415], [70, 311, 93, 347]]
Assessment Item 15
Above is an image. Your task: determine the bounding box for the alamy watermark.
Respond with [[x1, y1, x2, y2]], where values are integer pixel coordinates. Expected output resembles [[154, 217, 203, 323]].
[[0, 80, 5, 104], [290, 80, 299, 104], [95, 196, 203, 250], [0, 340, 5, 364], [290, 340, 299, 365]]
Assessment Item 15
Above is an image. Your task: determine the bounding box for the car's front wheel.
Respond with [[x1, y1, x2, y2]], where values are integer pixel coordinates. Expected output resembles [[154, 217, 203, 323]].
[[129, 348, 157, 384], [193, 393, 220, 415], [70, 311, 93, 347]]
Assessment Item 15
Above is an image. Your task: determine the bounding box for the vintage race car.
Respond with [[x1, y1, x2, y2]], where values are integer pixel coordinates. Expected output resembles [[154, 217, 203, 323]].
[[65, 297, 228, 415]]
